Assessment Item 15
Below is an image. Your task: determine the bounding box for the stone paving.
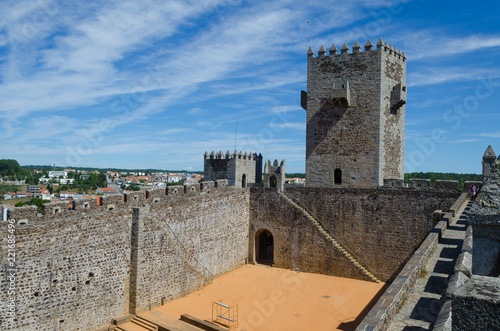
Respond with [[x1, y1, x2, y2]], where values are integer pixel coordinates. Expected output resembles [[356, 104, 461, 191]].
[[387, 201, 471, 331]]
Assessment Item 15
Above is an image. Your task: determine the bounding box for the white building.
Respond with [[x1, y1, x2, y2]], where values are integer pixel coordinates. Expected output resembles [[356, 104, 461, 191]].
[[167, 175, 183, 183], [49, 171, 67, 178]]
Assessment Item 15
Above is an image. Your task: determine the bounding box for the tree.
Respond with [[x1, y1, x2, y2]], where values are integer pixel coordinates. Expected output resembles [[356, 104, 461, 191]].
[[0, 159, 21, 177], [128, 184, 141, 191], [15, 197, 50, 213]]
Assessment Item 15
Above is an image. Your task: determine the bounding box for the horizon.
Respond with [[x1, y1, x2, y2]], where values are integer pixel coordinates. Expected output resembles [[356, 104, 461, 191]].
[[1, 0, 499, 173], [5, 161, 485, 175]]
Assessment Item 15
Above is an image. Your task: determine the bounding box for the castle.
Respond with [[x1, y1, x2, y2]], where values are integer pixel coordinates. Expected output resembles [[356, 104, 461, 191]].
[[1, 39, 498, 331]]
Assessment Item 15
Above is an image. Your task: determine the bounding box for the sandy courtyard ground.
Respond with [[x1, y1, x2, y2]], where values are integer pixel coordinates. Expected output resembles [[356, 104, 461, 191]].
[[141, 265, 385, 331]]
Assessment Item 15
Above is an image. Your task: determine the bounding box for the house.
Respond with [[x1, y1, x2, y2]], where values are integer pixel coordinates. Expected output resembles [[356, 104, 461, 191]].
[[40, 189, 52, 200], [15, 192, 32, 199], [3, 192, 15, 200], [96, 187, 118, 195], [59, 178, 75, 185], [59, 191, 77, 199]]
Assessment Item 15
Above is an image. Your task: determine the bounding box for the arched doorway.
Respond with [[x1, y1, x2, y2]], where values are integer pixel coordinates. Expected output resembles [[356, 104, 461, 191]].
[[242, 174, 247, 188], [256, 229, 274, 265], [269, 175, 277, 188]]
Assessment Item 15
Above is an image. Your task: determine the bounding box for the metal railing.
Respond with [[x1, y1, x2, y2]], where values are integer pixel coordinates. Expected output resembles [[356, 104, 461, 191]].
[[280, 191, 380, 281]]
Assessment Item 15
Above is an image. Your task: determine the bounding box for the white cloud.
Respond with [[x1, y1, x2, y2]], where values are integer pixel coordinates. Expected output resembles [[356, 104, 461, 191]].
[[445, 139, 481, 144], [159, 128, 191, 135], [408, 67, 500, 86], [269, 122, 305, 130], [477, 132, 500, 138], [408, 35, 500, 60]]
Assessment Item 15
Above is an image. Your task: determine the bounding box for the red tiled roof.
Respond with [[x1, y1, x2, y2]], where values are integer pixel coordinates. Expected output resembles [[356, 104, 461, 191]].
[[98, 188, 116, 192]]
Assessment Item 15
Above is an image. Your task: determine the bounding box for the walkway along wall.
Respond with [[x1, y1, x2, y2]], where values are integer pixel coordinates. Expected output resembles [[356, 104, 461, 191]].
[[0, 186, 250, 331], [249, 187, 460, 282]]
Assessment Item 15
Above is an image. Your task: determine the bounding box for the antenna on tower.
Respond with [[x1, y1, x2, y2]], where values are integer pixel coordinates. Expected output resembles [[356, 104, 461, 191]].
[[307, 21, 310, 46], [234, 116, 239, 151]]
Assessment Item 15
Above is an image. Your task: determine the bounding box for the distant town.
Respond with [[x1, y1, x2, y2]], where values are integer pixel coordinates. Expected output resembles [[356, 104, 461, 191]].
[[0, 160, 307, 207]]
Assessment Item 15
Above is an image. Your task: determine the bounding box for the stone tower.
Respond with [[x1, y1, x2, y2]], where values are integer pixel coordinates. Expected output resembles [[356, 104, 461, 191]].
[[204, 150, 263, 188], [263, 159, 286, 192], [303, 39, 406, 188], [482, 145, 496, 183]]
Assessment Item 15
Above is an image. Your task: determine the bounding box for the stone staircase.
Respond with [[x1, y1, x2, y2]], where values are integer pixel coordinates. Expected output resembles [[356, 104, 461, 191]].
[[115, 316, 158, 331], [280, 191, 381, 283], [110, 312, 228, 331]]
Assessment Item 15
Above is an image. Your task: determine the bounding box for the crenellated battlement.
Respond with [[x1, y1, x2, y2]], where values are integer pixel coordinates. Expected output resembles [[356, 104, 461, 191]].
[[4, 180, 233, 225], [204, 150, 260, 161], [308, 38, 406, 62]]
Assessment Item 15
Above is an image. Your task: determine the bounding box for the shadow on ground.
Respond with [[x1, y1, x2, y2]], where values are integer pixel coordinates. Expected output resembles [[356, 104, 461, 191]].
[[337, 282, 390, 331]]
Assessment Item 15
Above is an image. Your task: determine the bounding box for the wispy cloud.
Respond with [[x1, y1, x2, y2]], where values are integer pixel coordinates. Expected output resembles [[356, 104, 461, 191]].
[[269, 122, 305, 130], [408, 67, 500, 86], [477, 132, 500, 138], [445, 139, 480, 144], [408, 34, 500, 60]]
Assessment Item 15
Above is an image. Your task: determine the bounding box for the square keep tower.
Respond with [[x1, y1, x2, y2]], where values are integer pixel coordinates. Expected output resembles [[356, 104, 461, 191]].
[[304, 39, 406, 188]]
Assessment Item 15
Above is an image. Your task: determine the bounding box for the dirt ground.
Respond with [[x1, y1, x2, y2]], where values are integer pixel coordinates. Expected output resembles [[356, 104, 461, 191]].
[[143, 264, 385, 331]]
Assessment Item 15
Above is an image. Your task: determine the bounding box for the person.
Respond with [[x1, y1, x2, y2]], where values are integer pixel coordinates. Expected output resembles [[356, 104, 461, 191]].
[[471, 185, 477, 200]]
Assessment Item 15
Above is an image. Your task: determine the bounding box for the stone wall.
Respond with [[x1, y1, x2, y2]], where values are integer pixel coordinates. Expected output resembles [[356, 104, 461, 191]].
[[435, 180, 459, 191], [250, 187, 460, 282], [1, 204, 132, 331], [133, 190, 250, 313], [0, 185, 250, 331], [452, 276, 500, 330]]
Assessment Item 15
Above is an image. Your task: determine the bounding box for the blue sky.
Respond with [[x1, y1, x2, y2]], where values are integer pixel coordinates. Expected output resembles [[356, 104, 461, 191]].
[[0, 0, 499, 173]]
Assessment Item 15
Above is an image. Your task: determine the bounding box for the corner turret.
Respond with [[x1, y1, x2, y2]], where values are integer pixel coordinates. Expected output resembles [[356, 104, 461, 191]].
[[482, 145, 497, 183]]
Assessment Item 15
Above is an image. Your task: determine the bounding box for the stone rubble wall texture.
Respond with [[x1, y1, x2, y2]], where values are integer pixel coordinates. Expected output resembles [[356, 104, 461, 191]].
[[451, 275, 500, 331], [0, 186, 249, 331], [435, 180, 459, 191], [249, 187, 460, 282], [305, 40, 405, 188], [408, 179, 431, 190]]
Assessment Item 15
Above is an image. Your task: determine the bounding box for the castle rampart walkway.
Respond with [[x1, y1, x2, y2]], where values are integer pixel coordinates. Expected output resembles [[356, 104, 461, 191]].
[[386, 200, 471, 330]]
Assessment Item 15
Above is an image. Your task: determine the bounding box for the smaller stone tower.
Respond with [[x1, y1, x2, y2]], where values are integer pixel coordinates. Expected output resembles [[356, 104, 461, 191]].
[[263, 159, 285, 192], [483, 145, 497, 183], [204, 150, 263, 188]]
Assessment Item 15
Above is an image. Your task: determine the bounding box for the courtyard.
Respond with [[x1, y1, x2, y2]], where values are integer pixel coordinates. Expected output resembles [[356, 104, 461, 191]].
[[139, 264, 385, 331]]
